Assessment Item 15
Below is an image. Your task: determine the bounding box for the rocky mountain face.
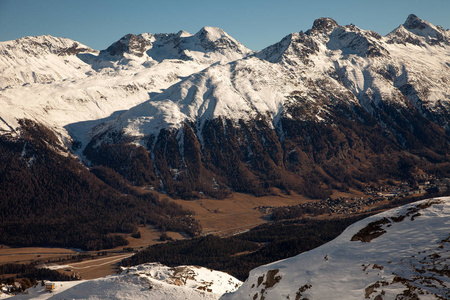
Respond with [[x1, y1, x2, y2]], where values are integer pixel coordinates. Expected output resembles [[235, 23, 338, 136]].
[[221, 197, 450, 300], [101, 26, 252, 62], [85, 14, 450, 199], [0, 14, 449, 206]]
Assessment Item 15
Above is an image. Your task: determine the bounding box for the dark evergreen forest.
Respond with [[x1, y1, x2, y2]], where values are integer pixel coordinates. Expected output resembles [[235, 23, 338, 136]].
[[0, 120, 200, 250]]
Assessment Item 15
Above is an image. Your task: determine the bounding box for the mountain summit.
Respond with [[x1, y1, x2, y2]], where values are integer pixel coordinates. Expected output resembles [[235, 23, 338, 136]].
[[309, 17, 339, 34], [388, 14, 450, 46], [101, 26, 252, 64], [404, 14, 431, 30]]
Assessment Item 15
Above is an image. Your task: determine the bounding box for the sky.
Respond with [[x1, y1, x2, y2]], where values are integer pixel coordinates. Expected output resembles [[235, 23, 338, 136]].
[[1, 0, 449, 51]]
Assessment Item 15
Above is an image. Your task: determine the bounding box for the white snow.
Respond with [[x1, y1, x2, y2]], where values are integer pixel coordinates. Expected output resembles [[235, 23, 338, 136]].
[[2, 16, 449, 152], [11, 263, 241, 300], [89, 15, 450, 146], [0, 27, 252, 151], [222, 197, 450, 300]]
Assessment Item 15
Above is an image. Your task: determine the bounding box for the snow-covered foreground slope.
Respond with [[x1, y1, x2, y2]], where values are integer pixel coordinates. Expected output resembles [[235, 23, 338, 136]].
[[222, 197, 450, 300], [12, 263, 241, 300]]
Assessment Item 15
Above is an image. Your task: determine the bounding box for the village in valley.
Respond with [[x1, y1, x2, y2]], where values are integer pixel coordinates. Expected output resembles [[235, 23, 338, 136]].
[[257, 175, 450, 218]]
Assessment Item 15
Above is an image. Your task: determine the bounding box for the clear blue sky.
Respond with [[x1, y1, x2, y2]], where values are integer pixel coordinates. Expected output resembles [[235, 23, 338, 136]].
[[1, 0, 449, 51]]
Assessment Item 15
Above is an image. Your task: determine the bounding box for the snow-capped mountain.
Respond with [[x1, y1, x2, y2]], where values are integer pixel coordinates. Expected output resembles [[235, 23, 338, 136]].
[[1, 15, 449, 199], [0, 27, 251, 150], [101, 26, 252, 64], [0, 35, 97, 89], [11, 263, 241, 300], [390, 14, 450, 46], [84, 14, 450, 198], [221, 197, 450, 300], [95, 14, 450, 139]]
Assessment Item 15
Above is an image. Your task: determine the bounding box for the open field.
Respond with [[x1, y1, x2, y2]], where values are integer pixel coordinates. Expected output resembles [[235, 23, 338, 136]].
[[45, 253, 134, 280], [172, 188, 367, 236], [171, 191, 312, 236], [0, 246, 78, 265]]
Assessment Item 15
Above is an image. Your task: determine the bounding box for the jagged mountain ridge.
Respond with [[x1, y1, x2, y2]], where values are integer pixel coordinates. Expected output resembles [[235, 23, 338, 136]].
[[221, 198, 450, 300], [85, 14, 450, 198], [0, 26, 251, 89], [0, 15, 449, 201], [92, 14, 450, 139], [0, 26, 252, 151], [0, 35, 97, 89], [101, 26, 252, 63]]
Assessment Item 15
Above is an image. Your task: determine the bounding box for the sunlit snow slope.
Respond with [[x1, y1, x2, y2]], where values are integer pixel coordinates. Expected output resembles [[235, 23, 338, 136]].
[[222, 198, 450, 300], [93, 14, 450, 144], [0, 27, 251, 151], [12, 263, 241, 300]]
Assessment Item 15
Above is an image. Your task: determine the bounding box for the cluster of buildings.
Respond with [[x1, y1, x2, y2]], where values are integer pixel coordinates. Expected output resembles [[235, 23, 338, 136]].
[[363, 175, 450, 199], [259, 175, 450, 218]]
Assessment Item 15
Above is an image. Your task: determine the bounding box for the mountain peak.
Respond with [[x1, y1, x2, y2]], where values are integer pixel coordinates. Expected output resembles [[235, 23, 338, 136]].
[[0, 35, 96, 62], [387, 14, 449, 46], [195, 26, 229, 42], [401, 14, 446, 42], [310, 17, 339, 34], [403, 14, 427, 30], [176, 30, 193, 38], [102, 33, 153, 57]]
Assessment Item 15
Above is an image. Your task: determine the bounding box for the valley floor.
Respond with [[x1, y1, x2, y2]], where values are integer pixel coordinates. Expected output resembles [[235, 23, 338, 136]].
[[0, 188, 398, 281]]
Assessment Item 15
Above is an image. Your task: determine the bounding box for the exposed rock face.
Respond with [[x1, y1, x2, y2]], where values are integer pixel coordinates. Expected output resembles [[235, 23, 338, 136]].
[[404, 14, 428, 30], [388, 14, 450, 46], [102, 33, 153, 57], [309, 17, 339, 34]]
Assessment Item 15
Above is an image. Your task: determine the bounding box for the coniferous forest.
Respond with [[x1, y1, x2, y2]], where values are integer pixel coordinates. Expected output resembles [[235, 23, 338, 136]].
[[0, 121, 200, 250]]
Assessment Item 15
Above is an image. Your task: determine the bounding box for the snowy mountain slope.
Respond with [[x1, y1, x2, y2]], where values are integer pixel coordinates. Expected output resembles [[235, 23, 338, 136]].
[[82, 15, 450, 199], [0, 58, 208, 148], [93, 14, 450, 143], [390, 14, 450, 46], [0, 27, 252, 149], [221, 197, 450, 300], [0, 35, 96, 89], [11, 263, 241, 300]]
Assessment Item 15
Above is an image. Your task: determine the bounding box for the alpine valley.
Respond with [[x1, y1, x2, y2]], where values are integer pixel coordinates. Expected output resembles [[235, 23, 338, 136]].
[[0, 14, 450, 298]]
